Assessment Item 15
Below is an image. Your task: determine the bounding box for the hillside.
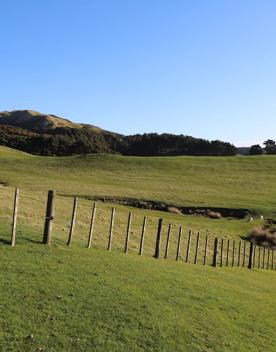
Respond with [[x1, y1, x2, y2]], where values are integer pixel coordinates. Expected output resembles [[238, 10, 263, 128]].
[[0, 244, 276, 352], [0, 110, 237, 156], [0, 146, 275, 235], [0, 146, 276, 351], [0, 109, 105, 132]]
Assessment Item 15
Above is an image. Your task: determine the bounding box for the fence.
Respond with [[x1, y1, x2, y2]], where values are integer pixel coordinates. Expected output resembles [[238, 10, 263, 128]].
[[4, 188, 276, 270]]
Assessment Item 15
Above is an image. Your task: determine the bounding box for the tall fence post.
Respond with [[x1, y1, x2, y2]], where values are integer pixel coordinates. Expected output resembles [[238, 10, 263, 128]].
[[253, 244, 256, 267], [220, 239, 224, 267], [11, 188, 19, 246], [176, 226, 182, 261], [242, 241, 246, 267], [203, 234, 208, 266], [164, 224, 172, 259], [139, 216, 147, 255], [194, 232, 200, 264], [262, 247, 266, 269], [226, 239, 230, 267], [248, 242, 254, 269], [67, 196, 78, 246], [237, 241, 241, 267], [258, 245, 261, 268], [154, 219, 163, 258], [185, 230, 192, 263], [87, 202, 96, 249], [232, 240, 236, 267], [213, 238, 219, 267], [124, 212, 132, 253], [267, 249, 270, 270], [43, 190, 55, 245], [108, 208, 115, 251], [272, 250, 274, 270]]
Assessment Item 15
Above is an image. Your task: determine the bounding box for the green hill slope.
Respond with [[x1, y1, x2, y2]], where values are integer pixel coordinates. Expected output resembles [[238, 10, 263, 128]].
[[0, 147, 276, 351], [0, 244, 275, 352], [0, 146, 276, 217]]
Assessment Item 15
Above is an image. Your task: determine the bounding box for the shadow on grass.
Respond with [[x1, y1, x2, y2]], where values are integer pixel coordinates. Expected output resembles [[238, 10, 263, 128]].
[[21, 237, 42, 244], [0, 238, 11, 245], [0, 236, 42, 245]]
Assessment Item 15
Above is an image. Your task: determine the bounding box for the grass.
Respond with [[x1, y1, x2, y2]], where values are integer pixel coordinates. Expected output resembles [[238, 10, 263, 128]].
[[0, 146, 276, 217], [1, 146, 276, 351], [0, 145, 274, 242], [0, 243, 276, 352]]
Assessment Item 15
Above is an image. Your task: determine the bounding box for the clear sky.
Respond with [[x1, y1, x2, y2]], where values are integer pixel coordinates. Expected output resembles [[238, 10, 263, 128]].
[[1, 0, 275, 146]]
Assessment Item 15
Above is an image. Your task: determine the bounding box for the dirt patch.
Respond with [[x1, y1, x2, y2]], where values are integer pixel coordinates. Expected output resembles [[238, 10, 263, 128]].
[[249, 226, 276, 248], [80, 195, 251, 219], [0, 180, 9, 187]]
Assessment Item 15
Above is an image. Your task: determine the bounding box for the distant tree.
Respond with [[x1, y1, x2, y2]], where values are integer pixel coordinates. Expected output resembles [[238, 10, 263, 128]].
[[264, 139, 276, 154], [249, 144, 263, 155]]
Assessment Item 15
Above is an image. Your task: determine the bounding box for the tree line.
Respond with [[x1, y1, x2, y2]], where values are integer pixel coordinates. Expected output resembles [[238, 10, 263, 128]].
[[0, 124, 238, 156], [249, 140, 276, 155]]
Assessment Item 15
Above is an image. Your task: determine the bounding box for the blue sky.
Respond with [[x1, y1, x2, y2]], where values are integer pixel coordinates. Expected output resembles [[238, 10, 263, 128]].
[[1, 0, 275, 146]]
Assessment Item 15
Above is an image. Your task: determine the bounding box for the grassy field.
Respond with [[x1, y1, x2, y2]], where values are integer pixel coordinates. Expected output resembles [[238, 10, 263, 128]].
[[1, 146, 276, 351], [0, 146, 276, 217], [0, 145, 272, 257], [1, 243, 276, 352]]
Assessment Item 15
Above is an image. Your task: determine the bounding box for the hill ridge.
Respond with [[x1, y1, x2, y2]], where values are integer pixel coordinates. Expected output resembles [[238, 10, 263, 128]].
[[0, 109, 238, 157]]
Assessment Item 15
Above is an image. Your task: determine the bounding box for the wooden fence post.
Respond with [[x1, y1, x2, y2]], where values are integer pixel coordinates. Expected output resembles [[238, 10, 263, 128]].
[[154, 219, 163, 258], [248, 242, 254, 269], [67, 196, 78, 246], [87, 202, 96, 249], [139, 216, 147, 255], [242, 241, 246, 267], [124, 212, 132, 253], [43, 190, 55, 245], [185, 230, 192, 263], [258, 245, 261, 269], [232, 240, 236, 267], [253, 244, 256, 267], [272, 250, 274, 270], [11, 188, 19, 246], [267, 249, 270, 270], [176, 226, 182, 261], [220, 239, 224, 267], [203, 234, 208, 266], [262, 247, 266, 269], [237, 241, 241, 267], [226, 239, 230, 267], [108, 208, 115, 251], [164, 224, 172, 259], [213, 238, 219, 267], [194, 232, 200, 264]]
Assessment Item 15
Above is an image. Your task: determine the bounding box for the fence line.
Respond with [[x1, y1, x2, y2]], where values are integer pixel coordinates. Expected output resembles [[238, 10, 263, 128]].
[[4, 188, 276, 271]]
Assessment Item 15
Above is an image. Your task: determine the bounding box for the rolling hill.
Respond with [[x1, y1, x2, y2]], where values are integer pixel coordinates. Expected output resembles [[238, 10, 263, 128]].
[[0, 109, 106, 133], [0, 110, 237, 157], [0, 145, 276, 351]]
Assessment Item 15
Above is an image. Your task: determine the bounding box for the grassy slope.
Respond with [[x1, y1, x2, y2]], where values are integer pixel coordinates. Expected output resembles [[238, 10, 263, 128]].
[[1, 145, 272, 246], [1, 243, 276, 352], [1, 146, 276, 215], [1, 146, 276, 351]]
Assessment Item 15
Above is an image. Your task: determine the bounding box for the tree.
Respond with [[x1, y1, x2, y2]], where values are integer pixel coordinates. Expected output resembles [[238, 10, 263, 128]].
[[249, 144, 263, 155], [264, 140, 276, 154]]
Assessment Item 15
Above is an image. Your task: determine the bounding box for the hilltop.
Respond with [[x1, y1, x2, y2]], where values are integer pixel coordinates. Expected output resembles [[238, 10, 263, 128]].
[[0, 110, 237, 157], [0, 109, 107, 133]]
